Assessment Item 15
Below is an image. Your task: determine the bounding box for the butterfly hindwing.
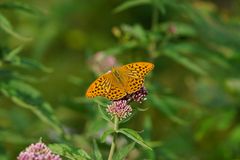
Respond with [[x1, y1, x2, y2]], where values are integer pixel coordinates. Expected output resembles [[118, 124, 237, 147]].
[[123, 62, 154, 79], [125, 77, 144, 94], [105, 83, 127, 100], [118, 62, 154, 94]]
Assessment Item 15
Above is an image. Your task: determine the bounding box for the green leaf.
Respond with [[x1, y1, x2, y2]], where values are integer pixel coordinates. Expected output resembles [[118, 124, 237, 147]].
[[195, 111, 236, 141], [0, 2, 44, 16], [143, 115, 152, 140], [153, 0, 166, 14], [0, 80, 63, 134], [229, 125, 240, 143], [93, 98, 109, 107], [2, 46, 51, 72], [113, 142, 135, 160], [0, 13, 32, 41], [3, 45, 23, 62], [114, 0, 150, 13], [49, 143, 91, 160], [121, 24, 148, 42], [16, 58, 52, 72], [0, 130, 34, 144], [104, 41, 138, 55], [163, 46, 207, 75], [100, 129, 115, 143], [93, 140, 103, 160], [117, 128, 152, 150], [0, 155, 7, 160], [150, 94, 186, 125], [0, 70, 37, 83], [97, 104, 112, 122]]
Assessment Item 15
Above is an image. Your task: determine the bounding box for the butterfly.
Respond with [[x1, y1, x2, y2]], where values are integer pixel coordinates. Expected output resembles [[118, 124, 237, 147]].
[[86, 62, 154, 100]]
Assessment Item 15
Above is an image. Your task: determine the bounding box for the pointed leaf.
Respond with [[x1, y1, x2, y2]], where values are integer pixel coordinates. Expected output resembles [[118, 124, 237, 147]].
[[3, 45, 23, 62], [0, 130, 34, 144], [49, 143, 91, 160], [113, 142, 135, 160], [93, 140, 103, 160], [100, 129, 115, 143], [150, 94, 186, 125], [163, 48, 207, 75], [0, 2, 44, 16], [0, 80, 63, 134], [0, 13, 32, 41], [16, 58, 52, 72], [117, 128, 152, 150], [114, 0, 150, 13], [97, 104, 112, 122], [2, 46, 51, 72]]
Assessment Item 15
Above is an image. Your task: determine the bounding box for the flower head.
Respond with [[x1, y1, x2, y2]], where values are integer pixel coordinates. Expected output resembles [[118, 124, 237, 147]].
[[88, 51, 117, 74], [106, 87, 148, 120], [106, 100, 132, 120], [130, 87, 148, 103], [167, 23, 177, 35], [17, 140, 62, 160]]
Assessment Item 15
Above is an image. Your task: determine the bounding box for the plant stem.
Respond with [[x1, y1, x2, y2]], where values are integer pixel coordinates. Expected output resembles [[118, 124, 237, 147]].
[[151, 0, 159, 32], [108, 116, 119, 160], [149, 0, 159, 58]]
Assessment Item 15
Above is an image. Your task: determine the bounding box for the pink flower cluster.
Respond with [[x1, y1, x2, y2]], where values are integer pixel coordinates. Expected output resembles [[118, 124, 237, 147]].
[[130, 87, 148, 103], [17, 141, 61, 160], [88, 51, 117, 74], [106, 100, 132, 120], [106, 87, 148, 120]]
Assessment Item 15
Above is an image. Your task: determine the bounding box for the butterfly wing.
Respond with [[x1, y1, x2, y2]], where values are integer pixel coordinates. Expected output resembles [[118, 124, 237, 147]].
[[86, 72, 127, 100], [122, 62, 154, 79], [86, 72, 112, 98], [118, 62, 154, 94], [105, 81, 127, 100]]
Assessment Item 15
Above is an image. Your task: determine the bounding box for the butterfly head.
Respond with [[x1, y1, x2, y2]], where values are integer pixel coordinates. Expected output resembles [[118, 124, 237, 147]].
[[111, 66, 116, 73], [111, 66, 121, 79]]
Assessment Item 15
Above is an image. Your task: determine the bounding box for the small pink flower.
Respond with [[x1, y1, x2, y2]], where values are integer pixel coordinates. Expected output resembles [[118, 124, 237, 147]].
[[106, 100, 132, 120], [88, 51, 117, 74], [17, 141, 62, 160], [130, 87, 148, 103], [122, 87, 148, 103], [167, 24, 177, 35]]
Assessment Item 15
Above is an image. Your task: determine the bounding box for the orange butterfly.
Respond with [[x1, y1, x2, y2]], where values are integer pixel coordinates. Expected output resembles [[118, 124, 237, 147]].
[[86, 62, 154, 100]]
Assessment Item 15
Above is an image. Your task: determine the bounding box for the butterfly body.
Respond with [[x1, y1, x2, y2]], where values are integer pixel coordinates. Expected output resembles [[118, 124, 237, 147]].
[[111, 67, 124, 86], [86, 62, 154, 100]]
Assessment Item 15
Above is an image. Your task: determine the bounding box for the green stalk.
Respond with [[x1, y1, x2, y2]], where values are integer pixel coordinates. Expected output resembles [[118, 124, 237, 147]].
[[108, 116, 119, 160], [151, 0, 159, 32], [149, 0, 159, 58]]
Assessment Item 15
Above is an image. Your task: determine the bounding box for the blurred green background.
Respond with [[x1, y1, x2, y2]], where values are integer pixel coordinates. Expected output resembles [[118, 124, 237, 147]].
[[0, 0, 240, 159]]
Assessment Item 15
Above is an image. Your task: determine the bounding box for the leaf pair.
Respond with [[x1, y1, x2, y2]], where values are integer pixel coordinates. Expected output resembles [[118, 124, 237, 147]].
[[101, 128, 151, 150], [93, 140, 136, 160], [50, 142, 135, 160]]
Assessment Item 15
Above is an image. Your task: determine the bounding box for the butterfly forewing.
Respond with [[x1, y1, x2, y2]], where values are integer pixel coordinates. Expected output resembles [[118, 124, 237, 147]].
[[86, 73, 112, 98], [122, 62, 154, 79], [118, 62, 154, 94]]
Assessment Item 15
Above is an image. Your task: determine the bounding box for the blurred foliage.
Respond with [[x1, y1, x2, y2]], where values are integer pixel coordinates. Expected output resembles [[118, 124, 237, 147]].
[[0, 0, 240, 159]]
